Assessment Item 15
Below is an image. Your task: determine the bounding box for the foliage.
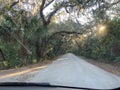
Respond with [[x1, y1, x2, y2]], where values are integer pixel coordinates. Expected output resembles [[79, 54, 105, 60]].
[[73, 18, 120, 63], [0, 0, 120, 69]]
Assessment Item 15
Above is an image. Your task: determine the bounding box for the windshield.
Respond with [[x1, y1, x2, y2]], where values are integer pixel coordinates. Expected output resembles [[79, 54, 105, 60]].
[[0, 0, 120, 89]]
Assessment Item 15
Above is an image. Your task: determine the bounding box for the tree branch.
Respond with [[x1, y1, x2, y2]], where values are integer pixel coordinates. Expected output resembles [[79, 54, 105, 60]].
[[0, 0, 19, 15], [40, 0, 77, 26], [46, 1, 74, 25], [0, 48, 6, 61], [0, 26, 32, 54], [46, 5, 62, 25], [44, 0, 54, 9], [40, 0, 47, 25], [107, 0, 120, 9], [47, 31, 82, 42], [10, 0, 19, 8]]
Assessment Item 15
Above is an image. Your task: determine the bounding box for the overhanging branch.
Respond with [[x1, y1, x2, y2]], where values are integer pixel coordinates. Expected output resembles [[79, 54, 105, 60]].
[[40, 0, 77, 26], [47, 31, 82, 42], [0, 26, 32, 55], [44, 0, 54, 9], [0, 0, 19, 15], [10, 0, 19, 8], [47, 6, 62, 25]]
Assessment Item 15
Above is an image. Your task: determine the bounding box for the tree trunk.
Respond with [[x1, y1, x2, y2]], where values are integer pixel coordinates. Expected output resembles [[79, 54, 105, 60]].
[[0, 48, 6, 61], [35, 24, 48, 61], [36, 36, 47, 61], [36, 37, 41, 61], [21, 36, 27, 65]]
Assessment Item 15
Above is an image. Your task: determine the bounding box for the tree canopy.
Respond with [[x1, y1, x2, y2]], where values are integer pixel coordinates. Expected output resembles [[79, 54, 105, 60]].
[[0, 0, 120, 69]]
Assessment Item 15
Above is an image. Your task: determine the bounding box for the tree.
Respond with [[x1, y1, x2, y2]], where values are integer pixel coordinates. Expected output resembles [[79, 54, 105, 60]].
[[0, 0, 120, 69]]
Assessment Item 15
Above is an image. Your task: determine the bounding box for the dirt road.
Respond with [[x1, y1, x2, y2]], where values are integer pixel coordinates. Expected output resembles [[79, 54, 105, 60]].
[[0, 53, 120, 89]]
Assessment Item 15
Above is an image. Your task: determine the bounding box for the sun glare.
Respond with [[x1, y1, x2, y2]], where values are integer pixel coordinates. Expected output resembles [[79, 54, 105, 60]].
[[98, 24, 107, 36], [99, 25, 106, 32]]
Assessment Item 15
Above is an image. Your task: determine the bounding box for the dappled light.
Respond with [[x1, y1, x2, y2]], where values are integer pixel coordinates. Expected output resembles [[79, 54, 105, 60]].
[[83, 34, 87, 38], [0, 65, 47, 79]]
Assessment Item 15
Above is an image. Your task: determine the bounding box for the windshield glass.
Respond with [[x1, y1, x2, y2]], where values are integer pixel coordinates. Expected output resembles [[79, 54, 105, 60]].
[[0, 0, 120, 89]]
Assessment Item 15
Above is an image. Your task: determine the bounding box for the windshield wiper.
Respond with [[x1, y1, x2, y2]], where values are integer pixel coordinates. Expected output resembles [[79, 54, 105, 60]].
[[0, 82, 50, 86], [0, 82, 119, 90]]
